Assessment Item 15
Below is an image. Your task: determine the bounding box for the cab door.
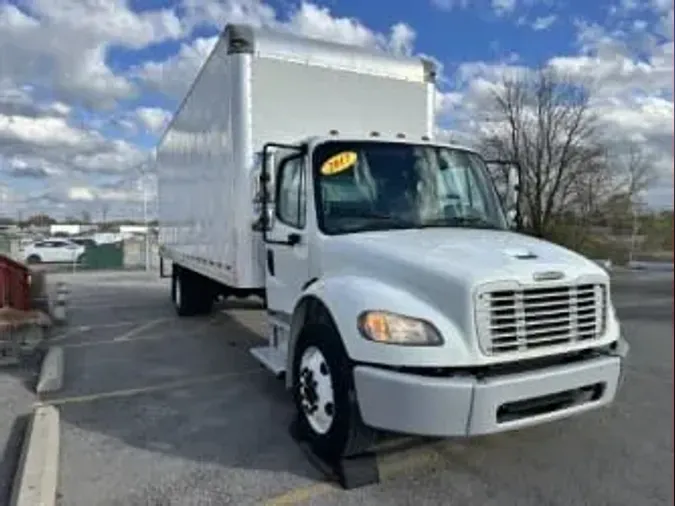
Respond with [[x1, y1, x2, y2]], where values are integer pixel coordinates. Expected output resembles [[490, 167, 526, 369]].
[[264, 153, 311, 321]]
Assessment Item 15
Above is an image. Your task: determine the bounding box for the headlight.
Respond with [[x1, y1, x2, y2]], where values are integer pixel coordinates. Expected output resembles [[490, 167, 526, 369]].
[[357, 311, 443, 346]]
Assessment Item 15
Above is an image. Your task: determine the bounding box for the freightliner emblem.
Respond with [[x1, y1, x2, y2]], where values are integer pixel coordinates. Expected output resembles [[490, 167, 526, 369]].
[[533, 271, 565, 282]]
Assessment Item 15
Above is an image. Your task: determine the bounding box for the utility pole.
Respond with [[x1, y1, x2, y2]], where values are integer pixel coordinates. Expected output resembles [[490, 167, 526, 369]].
[[143, 173, 150, 272]]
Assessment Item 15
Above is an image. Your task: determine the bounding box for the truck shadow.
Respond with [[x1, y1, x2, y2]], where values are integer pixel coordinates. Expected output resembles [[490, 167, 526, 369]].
[[51, 283, 334, 496], [48, 276, 602, 502]]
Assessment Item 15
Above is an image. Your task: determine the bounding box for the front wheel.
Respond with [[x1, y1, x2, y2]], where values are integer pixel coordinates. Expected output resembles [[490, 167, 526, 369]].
[[292, 323, 376, 460]]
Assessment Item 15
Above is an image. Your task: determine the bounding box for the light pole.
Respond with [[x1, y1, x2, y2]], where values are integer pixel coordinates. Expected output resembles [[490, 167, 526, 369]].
[[628, 199, 641, 266], [140, 172, 153, 272]]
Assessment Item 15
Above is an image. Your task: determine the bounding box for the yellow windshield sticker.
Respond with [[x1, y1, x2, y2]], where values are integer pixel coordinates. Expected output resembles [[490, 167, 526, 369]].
[[320, 151, 358, 176]]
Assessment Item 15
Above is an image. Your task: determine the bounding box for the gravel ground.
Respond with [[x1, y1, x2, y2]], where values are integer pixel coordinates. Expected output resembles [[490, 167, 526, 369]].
[[38, 269, 674, 506]]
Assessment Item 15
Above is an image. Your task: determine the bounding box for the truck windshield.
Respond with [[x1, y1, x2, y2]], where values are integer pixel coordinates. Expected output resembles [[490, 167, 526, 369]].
[[312, 141, 507, 235]]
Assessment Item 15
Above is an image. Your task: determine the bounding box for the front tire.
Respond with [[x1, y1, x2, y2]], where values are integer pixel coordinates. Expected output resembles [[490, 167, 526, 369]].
[[292, 323, 376, 460]]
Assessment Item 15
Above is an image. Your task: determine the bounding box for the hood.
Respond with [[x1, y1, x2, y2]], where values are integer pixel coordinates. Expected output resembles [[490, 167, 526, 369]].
[[325, 228, 606, 288]]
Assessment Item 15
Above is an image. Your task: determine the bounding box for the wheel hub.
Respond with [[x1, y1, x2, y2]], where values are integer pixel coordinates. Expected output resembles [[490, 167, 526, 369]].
[[175, 278, 181, 308], [298, 346, 335, 435]]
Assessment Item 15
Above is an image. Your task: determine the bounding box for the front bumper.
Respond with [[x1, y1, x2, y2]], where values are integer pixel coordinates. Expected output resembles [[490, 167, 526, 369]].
[[353, 342, 628, 437]]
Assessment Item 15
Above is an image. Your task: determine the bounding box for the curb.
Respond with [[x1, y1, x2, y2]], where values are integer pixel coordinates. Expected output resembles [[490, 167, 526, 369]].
[[36, 346, 64, 394], [9, 405, 60, 506]]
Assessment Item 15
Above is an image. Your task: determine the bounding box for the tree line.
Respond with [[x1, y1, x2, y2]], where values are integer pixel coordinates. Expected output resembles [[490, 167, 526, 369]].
[[476, 67, 669, 259]]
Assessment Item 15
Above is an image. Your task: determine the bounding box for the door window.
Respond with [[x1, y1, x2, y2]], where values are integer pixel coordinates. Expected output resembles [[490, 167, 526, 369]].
[[275, 156, 306, 229]]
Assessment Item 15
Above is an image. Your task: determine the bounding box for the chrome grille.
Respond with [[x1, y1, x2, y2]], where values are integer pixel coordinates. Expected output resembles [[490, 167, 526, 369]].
[[476, 284, 607, 355]]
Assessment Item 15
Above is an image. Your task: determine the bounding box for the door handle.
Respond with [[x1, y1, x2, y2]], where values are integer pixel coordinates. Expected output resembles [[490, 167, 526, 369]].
[[267, 249, 275, 276], [287, 233, 301, 246]]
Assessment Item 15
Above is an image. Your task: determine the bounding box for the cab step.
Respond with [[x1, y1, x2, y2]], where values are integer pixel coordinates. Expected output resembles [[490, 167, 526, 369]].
[[250, 345, 286, 377]]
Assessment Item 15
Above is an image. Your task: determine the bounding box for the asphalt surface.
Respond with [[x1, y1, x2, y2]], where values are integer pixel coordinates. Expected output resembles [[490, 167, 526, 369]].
[[39, 269, 673, 506]]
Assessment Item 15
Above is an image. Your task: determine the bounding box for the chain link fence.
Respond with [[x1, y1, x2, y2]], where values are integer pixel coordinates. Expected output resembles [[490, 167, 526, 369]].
[[0, 170, 163, 275], [0, 230, 161, 274]]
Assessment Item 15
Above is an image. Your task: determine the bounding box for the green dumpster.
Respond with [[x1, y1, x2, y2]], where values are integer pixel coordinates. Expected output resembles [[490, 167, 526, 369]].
[[81, 242, 124, 270]]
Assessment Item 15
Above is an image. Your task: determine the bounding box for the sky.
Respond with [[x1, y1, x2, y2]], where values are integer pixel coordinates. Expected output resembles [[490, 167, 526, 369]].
[[0, 0, 673, 221]]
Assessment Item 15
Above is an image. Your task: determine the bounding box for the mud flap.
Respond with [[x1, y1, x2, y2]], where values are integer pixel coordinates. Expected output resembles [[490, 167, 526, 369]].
[[289, 415, 380, 490]]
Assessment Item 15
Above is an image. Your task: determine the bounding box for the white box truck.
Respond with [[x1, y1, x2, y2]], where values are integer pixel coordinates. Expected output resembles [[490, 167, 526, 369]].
[[157, 24, 628, 461]]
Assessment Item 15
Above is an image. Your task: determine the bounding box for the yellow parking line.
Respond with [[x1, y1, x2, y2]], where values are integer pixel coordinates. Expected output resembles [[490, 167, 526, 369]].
[[262, 483, 336, 506], [378, 444, 444, 479], [261, 443, 445, 505], [35, 369, 264, 407]]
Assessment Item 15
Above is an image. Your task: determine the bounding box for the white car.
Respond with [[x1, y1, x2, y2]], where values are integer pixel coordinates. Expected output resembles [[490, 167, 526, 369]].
[[22, 238, 86, 264]]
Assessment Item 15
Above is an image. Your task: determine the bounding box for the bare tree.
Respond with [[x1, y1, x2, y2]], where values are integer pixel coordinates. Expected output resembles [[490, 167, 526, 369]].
[[607, 143, 656, 201], [480, 68, 611, 237], [480, 67, 658, 241]]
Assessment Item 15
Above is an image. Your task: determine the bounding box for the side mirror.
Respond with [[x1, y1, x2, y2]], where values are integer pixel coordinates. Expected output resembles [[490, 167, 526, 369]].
[[252, 169, 275, 232], [504, 165, 520, 229], [505, 165, 520, 207], [485, 159, 521, 229], [252, 206, 274, 232]]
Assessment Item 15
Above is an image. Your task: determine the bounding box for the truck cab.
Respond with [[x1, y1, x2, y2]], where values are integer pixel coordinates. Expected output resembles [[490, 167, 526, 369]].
[[251, 134, 628, 460]]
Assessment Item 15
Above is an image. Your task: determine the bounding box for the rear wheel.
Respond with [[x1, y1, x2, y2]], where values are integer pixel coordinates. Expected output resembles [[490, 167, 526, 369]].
[[292, 323, 377, 460], [26, 255, 41, 264], [171, 266, 213, 317]]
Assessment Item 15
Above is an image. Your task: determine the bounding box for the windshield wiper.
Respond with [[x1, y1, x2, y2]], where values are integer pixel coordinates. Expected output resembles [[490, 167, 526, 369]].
[[360, 214, 419, 229], [418, 216, 500, 230], [329, 213, 419, 231]]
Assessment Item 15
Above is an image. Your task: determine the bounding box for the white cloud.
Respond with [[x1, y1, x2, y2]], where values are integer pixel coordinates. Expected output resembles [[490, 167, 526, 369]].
[[68, 185, 144, 203], [429, 0, 472, 10], [492, 0, 517, 16], [438, 10, 674, 208], [0, 0, 184, 108], [532, 15, 557, 30], [436, 91, 464, 117], [180, 0, 276, 32], [0, 183, 23, 217], [0, 115, 91, 148], [0, 83, 71, 119], [135, 107, 172, 134], [651, 0, 673, 12], [28, 0, 184, 48], [136, 35, 219, 99], [4, 156, 63, 179], [137, 2, 418, 99], [597, 96, 674, 134], [389, 22, 417, 55], [0, 86, 147, 190], [1, 0, 672, 216]]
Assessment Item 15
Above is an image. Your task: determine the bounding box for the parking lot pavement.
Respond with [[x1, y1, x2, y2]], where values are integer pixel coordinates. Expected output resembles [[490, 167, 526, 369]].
[[43, 270, 672, 506]]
